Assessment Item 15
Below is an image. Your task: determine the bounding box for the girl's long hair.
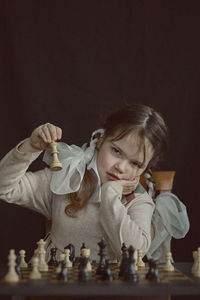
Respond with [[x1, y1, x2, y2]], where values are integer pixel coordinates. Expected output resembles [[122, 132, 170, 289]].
[[65, 103, 168, 217]]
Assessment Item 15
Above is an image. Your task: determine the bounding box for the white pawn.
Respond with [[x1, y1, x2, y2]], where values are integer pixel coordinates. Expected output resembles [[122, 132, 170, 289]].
[[37, 239, 48, 272], [191, 250, 198, 274], [19, 249, 28, 268], [4, 249, 19, 282], [193, 248, 200, 277], [81, 248, 92, 271], [29, 257, 42, 280], [56, 253, 65, 274], [133, 249, 138, 271], [64, 249, 72, 268], [163, 252, 174, 271], [137, 250, 145, 267]]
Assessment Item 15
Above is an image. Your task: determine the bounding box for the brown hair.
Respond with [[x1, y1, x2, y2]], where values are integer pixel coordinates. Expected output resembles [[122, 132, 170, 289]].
[[65, 103, 168, 217]]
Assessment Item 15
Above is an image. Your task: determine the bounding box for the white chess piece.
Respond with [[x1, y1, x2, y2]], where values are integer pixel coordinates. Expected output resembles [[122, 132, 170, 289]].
[[37, 239, 48, 272], [137, 250, 145, 267], [193, 248, 200, 277], [64, 249, 72, 268], [81, 248, 92, 271], [164, 252, 175, 271], [29, 257, 42, 279], [19, 249, 28, 268], [191, 250, 198, 274], [4, 249, 19, 282], [56, 253, 65, 273]]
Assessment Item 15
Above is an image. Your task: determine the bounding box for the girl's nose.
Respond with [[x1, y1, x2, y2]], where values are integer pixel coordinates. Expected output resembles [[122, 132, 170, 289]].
[[115, 160, 128, 174]]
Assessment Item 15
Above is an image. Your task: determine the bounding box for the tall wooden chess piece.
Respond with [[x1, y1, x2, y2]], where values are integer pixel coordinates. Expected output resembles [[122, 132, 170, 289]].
[[50, 141, 62, 171]]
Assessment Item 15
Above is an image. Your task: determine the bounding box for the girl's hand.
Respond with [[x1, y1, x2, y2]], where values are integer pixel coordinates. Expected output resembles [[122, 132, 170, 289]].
[[29, 123, 62, 151], [118, 176, 140, 195]]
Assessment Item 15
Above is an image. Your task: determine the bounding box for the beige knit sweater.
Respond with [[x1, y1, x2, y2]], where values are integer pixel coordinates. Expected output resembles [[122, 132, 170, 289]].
[[0, 143, 155, 261]]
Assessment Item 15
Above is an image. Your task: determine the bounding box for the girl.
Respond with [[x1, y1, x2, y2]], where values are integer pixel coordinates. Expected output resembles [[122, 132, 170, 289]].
[[0, 103, 168, 262]]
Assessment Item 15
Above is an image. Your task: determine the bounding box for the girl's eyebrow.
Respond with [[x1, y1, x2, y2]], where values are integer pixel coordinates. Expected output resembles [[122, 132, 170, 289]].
[[111, 142, 143, 166]]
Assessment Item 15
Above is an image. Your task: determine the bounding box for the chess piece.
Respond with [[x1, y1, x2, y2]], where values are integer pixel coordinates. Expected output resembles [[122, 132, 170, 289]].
[[19, 249, 28, 268], [64, 249, 73, 268], [81, 248, 92, 272], [146, 259, 160, 282], [15, 254, 23, 279], [193, 248, 200, 277], [4, 249, 19, 282], [37, 239, 48, 272], [48, 247, 58, 267], [64, 244, 75, 264], [50, 141, 62, 171], [102, 259, 113, 281], [56, 253, 65, 274], [164, 252, 174, 271], [96, 238, 107, 275], [57, 261, 68, 281], [119, 250, 128, 277], [191, 250, 198, 274], [78, 256, 90, 282], [137, 250, 145, 267], [29, 257, 42, 280], [124, 246, 139, 283]]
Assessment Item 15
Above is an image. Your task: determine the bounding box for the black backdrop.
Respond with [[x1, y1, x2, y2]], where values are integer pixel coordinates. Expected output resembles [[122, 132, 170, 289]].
[[0, 0, 199, 264]]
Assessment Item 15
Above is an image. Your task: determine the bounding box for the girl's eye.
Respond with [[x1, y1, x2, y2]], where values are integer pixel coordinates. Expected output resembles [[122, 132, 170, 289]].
[[111, 147, 120, 155], [131, 161, 142, 168]]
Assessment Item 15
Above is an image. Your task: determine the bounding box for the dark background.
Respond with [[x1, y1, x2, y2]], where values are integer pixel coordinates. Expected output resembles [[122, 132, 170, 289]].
[[0, 0, 199, 266]]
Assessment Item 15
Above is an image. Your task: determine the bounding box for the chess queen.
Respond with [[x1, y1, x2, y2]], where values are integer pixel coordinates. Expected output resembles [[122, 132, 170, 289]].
[[0, 104, 169, 262]]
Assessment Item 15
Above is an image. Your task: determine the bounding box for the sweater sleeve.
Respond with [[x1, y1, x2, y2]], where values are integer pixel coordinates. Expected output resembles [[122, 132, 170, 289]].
[[99, 181, 155, 258], [0, 141, 53, 219]]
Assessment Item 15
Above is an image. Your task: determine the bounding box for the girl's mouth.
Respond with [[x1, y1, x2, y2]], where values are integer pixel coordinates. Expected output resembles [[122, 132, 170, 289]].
[[107, 172, 120, 181]]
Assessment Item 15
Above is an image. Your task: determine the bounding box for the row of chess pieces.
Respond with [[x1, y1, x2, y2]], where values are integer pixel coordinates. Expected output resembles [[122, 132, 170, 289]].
[[3, 238, 176, 283]]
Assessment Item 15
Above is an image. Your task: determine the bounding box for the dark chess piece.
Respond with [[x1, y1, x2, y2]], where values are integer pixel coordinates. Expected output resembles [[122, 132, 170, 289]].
[[80, 242, 86, 255], [96, 237, 107, 275], [57, 261, 68, 281], [78, 256, 90, 282], [124, 245, 139, 283], [48, 247, 58, 267], [121, 242, 128, 253], [102, 259, 113, 281], [119, 250, 129, 277], [145, 259, 160, 282], [65, 244, 75, 263], [15, 254, 23, 279]]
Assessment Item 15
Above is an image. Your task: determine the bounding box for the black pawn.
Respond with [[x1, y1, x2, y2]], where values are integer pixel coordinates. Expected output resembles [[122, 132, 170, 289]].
[[124, 246, 139, 283], [146, 259, 160, 282], [48, 247, 58, 267], [57, 261, 68, 281], [15, 254, 23, 279], [78, 256, 90, 282], [102, 259, 113, 281]]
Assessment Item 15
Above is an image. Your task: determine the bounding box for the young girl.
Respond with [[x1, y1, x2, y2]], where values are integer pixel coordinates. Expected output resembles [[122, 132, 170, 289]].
[[0, 103, 168, 262]]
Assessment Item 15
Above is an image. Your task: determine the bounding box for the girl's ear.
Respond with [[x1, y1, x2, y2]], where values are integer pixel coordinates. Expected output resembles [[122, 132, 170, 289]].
[[96, 136, 105, 150]]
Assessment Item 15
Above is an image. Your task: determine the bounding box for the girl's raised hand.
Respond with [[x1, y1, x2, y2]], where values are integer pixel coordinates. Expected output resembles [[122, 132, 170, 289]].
[[29, 123, 62, 151], [118, 176, 140, 195]]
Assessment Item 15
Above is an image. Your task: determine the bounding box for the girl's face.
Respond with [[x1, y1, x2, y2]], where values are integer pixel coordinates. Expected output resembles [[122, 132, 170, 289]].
[[97, 131, 154, 185]]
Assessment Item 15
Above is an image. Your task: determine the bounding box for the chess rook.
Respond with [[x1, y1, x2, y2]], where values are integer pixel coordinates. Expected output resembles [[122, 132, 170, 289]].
[[50, 141, 62, 171]]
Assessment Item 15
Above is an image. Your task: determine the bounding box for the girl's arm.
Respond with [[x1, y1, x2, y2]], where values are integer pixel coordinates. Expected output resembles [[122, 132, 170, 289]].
[[99, 180, 154, 258]]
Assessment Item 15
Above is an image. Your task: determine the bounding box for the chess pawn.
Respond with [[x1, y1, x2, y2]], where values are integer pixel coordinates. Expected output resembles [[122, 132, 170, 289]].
[[193, 248, 200, 277], [191, 250, 198, 274], [163, 252, 174, 271], [81, 248, 92, 272], [19, 249, 28, 268], [64, 249, 72, 268], [29, 257, 42, 280], [56, 253, 65, 274], [4, 249, 19, 282], [137, 250, 145, 268], [50, 141, 62, 171]]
